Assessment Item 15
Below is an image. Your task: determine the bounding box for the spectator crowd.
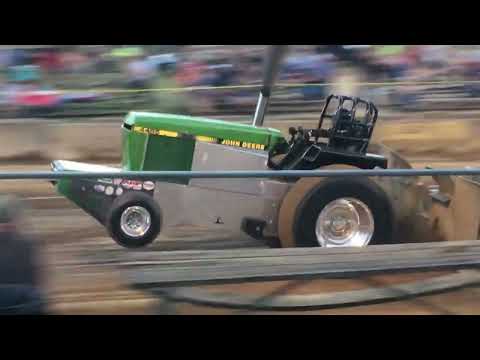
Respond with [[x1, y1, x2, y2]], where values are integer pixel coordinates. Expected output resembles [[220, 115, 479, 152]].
[[0, 45, 480, 116]]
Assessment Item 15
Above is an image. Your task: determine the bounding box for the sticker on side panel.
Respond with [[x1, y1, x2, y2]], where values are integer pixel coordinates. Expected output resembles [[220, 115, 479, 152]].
[[115, 187, 124, 196], [94, 184, 105, 193], [121, 180, 143, 190], [105, 186, 114, 196], [97, 178, 113, 185], [143, 181, 155, 191]]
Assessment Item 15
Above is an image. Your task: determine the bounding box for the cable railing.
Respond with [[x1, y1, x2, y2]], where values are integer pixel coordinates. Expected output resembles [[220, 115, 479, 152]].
[[1, 167, 480, 181]]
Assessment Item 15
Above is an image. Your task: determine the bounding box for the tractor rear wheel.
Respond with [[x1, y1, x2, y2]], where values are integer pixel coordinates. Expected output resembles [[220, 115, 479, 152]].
[[106, 192, 162, 249], [278, 165, 394, 248]]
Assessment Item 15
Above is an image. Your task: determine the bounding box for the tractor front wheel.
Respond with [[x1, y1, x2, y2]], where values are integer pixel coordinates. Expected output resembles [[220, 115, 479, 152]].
[[106, 192, 162, 249]]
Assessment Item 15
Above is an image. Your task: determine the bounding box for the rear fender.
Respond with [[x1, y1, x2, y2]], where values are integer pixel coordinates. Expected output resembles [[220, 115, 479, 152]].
[[429, 175, 480, 242], [369, 144, 419, 223]]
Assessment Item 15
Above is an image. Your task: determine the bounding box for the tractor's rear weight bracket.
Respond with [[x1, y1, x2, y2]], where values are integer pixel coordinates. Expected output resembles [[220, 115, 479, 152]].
[[241, 218, 267, 240]]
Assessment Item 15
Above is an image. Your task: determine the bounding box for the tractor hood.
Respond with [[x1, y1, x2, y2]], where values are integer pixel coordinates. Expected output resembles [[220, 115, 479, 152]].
[[123, 112, 284, 145], [121, 112, 286, 172]]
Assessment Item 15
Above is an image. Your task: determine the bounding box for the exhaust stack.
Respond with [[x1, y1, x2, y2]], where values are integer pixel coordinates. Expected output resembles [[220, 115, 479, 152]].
[[252, 45, 288, 127]]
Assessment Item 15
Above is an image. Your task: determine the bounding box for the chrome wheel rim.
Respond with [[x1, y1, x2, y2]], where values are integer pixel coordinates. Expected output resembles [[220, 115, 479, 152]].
[[120, 206, 151, 238], [315, 198, 374, 248]]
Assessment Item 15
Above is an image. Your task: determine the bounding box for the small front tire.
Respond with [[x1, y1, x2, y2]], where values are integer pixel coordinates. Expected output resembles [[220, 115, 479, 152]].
[[106, 192, 162, 249]]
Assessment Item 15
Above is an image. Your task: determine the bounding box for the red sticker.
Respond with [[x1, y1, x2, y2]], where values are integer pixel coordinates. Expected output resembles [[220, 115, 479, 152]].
[[122, 180, 143, 190]]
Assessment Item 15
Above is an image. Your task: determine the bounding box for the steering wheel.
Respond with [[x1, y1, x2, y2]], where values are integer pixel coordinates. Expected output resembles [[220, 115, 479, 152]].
[[268, 127, 310, 170]]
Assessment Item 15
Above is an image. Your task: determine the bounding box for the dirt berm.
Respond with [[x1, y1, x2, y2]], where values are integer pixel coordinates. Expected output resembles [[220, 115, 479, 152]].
[[0, 117, 479, 165]]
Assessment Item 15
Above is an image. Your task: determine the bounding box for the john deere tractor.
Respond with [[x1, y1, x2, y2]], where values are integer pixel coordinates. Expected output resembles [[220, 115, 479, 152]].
[[53, 46, 464, 249]]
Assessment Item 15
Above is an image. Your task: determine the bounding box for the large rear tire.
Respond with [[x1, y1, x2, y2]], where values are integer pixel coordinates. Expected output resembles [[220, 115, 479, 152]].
[[106, 192, 162, 249], [278, 165, 394, 248]]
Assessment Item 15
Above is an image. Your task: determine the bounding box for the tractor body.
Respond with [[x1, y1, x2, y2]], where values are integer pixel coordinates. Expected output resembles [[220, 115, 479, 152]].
[[51, 95, 433, 248], [50, 47, 480, 249]]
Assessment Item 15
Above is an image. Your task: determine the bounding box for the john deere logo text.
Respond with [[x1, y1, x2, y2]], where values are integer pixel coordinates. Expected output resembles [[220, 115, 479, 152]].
[[221, 139, 265, 150]]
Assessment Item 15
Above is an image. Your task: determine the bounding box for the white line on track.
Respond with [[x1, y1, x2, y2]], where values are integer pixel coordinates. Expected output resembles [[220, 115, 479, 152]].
[[22, 196, 63, 201]]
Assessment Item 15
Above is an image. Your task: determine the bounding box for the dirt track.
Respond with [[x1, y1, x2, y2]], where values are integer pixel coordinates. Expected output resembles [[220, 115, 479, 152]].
[[4, 115, 480, 314], [27, 200, 480, 315]]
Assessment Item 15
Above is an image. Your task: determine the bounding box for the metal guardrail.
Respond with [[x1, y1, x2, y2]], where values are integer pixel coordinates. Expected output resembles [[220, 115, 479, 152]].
[[124, 240, 480, 312], [1, 167, 480, 180], [123, 240, 480, 288], [156, 270, 480, 311]]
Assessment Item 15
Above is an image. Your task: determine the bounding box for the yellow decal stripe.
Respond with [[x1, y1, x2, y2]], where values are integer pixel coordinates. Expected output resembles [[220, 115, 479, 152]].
[[133, 126, 266, 150], [133, 126, 178, 138], [196, 136, 217, 143]]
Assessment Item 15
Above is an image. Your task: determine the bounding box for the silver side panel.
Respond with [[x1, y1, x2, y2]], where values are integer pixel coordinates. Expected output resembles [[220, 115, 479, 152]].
[[153, 182, 290, 240], [190, 141, 288, 198], [154, 142, 291, 239]]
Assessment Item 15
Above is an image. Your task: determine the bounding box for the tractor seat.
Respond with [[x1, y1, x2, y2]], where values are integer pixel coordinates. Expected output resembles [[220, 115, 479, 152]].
[[329, 108, 370, 153]]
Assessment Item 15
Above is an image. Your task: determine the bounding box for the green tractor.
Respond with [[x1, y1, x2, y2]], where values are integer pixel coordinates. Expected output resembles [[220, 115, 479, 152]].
[[51, 46, 438, 249]]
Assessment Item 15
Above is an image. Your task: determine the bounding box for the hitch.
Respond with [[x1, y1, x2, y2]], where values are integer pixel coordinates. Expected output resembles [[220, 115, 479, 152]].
[[241, 218, 266, 239]]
